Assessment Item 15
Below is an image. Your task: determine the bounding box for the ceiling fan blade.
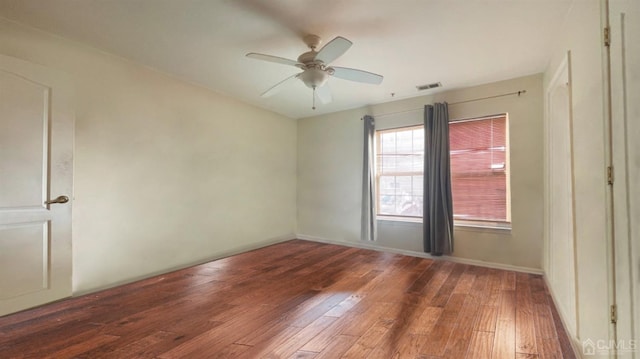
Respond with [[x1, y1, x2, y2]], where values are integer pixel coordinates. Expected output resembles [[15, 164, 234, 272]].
[[315, 84, 332, 104], [261, 74, 300, 97], [246, 53, 304, 68], [331, 66, 384, 85], [315, 36, 352, 64]]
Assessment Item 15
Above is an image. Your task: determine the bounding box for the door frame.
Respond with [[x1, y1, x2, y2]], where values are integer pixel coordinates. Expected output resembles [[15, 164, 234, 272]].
[[544, 52, 580, 344], [607, 0, 639, 357]]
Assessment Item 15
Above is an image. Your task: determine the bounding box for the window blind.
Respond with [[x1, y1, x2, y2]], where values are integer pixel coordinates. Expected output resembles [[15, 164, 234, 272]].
[[449, 115, 509, 222]]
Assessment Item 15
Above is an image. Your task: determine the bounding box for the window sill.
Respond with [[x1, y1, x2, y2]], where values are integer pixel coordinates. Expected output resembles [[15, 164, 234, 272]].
[[376, 216, 512, 232], [455, 223, 512, 233], [377, 215, 422, 224]]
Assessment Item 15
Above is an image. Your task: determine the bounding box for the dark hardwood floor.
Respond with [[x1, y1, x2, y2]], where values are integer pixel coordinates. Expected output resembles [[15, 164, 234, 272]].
[[0, 240, 575, 358]]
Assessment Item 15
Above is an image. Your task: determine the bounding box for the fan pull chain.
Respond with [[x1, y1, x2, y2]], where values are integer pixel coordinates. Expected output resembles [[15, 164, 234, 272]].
[[312, 86, 316, 110]]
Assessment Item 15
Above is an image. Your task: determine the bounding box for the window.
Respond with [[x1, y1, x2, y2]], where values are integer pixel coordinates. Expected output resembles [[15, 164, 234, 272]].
[[375, 114, 510, 226], [376, 126, 424, 218]]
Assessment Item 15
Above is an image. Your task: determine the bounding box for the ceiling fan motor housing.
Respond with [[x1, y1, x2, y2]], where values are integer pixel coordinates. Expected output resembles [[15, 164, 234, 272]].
[[297, 50, 317, 64]]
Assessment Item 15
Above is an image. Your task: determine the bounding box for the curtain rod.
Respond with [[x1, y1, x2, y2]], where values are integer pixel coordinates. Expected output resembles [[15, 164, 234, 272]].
[[361, 90, 526, 120]]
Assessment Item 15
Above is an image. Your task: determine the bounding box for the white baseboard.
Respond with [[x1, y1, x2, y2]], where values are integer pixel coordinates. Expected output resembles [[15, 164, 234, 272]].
[[296, 234, 544, 275], [73, 233, 296, 297], [542, 275, 584, 359]]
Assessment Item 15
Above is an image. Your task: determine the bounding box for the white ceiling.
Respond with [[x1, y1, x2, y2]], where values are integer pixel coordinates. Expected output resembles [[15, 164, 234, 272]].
[[0, 0, 572, 119]]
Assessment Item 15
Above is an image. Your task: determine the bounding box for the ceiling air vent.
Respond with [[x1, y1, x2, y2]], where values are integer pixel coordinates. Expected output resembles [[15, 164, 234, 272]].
[[416, 82, 442, 91]]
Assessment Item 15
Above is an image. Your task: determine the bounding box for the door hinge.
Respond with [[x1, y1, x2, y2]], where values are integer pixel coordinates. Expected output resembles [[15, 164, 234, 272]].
[[604, 26, 611, 47], [611, 305, 617, 324], [607, 166, 614, 185]]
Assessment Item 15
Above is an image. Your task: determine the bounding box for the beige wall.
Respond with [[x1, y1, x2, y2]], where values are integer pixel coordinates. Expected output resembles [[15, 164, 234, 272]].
[[0, 18, 297, 294], [543, 0, 612, 355], [297, 74, 544, 270]]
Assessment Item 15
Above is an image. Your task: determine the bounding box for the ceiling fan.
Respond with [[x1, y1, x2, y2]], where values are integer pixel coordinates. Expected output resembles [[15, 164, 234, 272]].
[[246, 35, 384, 109]]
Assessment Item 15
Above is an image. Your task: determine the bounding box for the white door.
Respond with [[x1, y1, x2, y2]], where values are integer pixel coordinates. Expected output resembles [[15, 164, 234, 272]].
[[0, 54, 73, 316], [609, 1, 640, 357], [545, 55, 578, 337]]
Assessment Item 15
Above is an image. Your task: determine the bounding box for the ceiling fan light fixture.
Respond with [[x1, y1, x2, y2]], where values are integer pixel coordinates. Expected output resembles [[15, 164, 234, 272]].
[[299, 68, 329, 89]]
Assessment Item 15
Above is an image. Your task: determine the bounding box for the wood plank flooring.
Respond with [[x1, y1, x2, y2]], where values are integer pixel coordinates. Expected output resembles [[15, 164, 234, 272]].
[[0, 240, 576, 358]]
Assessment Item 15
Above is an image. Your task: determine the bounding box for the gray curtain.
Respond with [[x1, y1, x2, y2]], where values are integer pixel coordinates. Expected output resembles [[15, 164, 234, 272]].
[[423, 103, 454, 255], [361, 115, 376, 241]]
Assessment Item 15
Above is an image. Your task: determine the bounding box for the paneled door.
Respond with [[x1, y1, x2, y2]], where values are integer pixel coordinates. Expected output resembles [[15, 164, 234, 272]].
[[0, 54, 73, 316]]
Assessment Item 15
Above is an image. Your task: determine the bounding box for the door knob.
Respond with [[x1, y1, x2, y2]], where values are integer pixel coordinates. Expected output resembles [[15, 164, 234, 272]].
[[45, 195, 69, 204]]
